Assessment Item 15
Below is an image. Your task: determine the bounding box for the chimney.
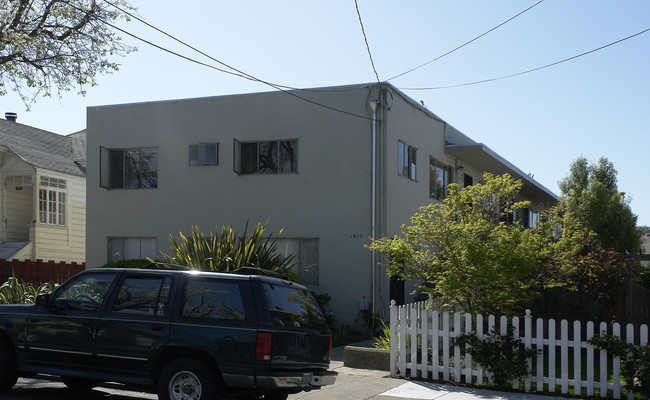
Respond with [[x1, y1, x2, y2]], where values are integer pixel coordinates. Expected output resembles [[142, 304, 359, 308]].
[[5, 112, 17, 122]]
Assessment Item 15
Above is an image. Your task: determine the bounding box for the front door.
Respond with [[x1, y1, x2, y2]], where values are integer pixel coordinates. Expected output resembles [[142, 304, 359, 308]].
[[26, 272, 118, 370]]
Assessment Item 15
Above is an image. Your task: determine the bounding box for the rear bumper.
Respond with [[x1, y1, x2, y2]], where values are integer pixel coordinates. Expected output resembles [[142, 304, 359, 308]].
[[256, 369, 337, 389]]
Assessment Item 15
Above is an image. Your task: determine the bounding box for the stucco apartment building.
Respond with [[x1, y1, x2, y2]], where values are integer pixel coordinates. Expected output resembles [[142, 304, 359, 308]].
[[0, 114, 86, 263], [86, 83, 557, 323]]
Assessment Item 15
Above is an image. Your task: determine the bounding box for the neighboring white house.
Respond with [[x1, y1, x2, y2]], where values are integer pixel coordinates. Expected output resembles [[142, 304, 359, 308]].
[[86, 83, 557, 324], [0, 113, 86, 263]]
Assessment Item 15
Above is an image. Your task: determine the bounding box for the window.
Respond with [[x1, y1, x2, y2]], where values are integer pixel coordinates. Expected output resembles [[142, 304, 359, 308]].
[[4, 175, 32, 187], [234, 139, 297, 174], [189, 143, 218, 166], [108, 237, 157, 263], [429, 158, 450, 200], [275, 238, 319, 285], [38, 176, 66, 226], [463, 173, 473, 188], [112, 276, 171, 317], [100, 147, 158, 189], [182, 279, 252, 321], [398, 141, 416, 180], [263, 283, 328, 330], [53, 273, 116, 313]]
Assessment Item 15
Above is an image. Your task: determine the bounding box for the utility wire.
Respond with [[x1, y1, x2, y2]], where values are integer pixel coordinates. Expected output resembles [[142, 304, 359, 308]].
[[354, 0, 380, 82], [387, 0, 545, 82], [400, 27, 650, 91], [95, 0, 374, 120]]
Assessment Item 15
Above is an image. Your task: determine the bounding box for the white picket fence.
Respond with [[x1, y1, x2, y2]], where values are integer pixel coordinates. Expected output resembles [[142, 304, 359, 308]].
[[389, 299, 649, 399]]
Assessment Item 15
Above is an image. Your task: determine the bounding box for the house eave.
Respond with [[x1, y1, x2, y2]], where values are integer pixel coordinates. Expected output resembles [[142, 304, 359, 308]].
[[445, 143, 558, 206]]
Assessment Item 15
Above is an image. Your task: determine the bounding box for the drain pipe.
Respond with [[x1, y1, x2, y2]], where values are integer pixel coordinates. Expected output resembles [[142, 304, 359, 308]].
[[368, 100, 380, 315]]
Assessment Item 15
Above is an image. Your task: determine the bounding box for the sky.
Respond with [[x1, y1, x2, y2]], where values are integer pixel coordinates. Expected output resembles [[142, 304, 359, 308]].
[[2, 0, 649, 226]]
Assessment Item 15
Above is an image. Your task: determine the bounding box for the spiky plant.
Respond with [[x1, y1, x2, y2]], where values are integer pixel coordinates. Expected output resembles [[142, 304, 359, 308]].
[[0, 277, 57, 304], [158, 222, 297, 280]]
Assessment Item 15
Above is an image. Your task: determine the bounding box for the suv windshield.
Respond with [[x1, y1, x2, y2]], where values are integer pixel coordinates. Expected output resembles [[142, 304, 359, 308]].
[[262, 282, 328, 330]]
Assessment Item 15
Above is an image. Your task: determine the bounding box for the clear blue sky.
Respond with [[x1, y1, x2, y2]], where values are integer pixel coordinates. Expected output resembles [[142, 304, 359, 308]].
[[3, 0, 649, 226]]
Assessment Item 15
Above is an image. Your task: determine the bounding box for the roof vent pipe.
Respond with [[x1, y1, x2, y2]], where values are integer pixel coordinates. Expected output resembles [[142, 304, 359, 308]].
[[5, 112, 17, 122]]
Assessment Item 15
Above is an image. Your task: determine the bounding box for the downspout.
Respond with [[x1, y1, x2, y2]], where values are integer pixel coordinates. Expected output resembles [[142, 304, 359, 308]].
[[368, 100, 380, 315]]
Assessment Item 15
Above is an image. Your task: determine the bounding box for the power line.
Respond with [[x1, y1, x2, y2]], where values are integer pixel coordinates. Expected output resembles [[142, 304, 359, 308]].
[[354, 0, 380, 83], [399, 27, 650, 91], [387, 0, 545, 82], [94, 0, 375, 120]]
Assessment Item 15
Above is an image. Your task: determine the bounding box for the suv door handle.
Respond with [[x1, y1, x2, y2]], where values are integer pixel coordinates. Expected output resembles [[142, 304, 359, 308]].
[[151, 324, 163, 331]]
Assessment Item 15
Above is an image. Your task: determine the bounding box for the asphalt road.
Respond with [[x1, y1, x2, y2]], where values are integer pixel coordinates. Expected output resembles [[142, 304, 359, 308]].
[[4, 376, 157, 400]]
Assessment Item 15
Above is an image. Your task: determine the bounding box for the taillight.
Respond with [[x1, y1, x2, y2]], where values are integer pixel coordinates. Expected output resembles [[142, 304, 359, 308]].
[[256, 332, 272, 361], [328, 337, 332, 362]]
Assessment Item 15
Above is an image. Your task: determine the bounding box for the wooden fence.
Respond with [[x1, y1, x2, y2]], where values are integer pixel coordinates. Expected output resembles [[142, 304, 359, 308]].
[[0, 259, 85, 284], [389, 300, 649, 399]]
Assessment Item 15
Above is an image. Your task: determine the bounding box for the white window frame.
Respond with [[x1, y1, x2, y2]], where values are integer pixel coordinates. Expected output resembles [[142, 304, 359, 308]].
[[38, 176, 67, 226]]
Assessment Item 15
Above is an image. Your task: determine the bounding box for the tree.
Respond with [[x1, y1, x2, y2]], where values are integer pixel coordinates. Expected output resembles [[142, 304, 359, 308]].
[[368, 173, 552, 316], [1, 0, 135, 105], [558, 157, 641, 253], [158, 222, 298, 281]]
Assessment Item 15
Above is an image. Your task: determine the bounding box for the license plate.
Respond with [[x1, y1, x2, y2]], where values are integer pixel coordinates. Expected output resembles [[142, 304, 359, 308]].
[[301, 373, 313, 387]]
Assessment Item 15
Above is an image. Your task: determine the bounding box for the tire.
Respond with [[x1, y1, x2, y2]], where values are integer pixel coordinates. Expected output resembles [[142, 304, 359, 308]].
[[263, 391, 289, 400], [60, 376, 98, 391], [157, 357, 219, 400], [0, 342, 18, 393]]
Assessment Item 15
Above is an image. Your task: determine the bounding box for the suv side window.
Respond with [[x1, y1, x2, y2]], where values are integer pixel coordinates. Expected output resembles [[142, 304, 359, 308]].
[[181, 279, 252, 321], [112, 276, 172, 317], [263, 282, 328, 330], [52, 273, 116, 313]]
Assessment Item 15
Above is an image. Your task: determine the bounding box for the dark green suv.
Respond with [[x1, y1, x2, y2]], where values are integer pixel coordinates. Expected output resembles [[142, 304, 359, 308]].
[[0, 266, 336, 399]]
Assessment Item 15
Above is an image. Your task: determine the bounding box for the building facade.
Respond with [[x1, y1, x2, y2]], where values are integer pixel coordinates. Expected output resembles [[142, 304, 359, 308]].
[[86, 83, 557, 324], [0, 114, 86, 263]]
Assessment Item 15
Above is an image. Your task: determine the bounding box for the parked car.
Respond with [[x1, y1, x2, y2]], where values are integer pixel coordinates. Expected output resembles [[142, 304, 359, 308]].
[[0, 265, 336, 400]]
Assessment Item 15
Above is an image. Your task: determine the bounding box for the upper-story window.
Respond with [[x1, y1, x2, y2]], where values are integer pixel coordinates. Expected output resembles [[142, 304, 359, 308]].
[[39, 176, 66, 226], [189, 143, 218, 166], [100, 147, 158, 189], [234, 139, 297, 174], [398, 141, 416, 181], [429, 158, 449, 200]]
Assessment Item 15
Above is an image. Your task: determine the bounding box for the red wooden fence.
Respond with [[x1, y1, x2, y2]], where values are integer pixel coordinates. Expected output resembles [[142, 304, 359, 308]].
[[0, 259, 85, 284]]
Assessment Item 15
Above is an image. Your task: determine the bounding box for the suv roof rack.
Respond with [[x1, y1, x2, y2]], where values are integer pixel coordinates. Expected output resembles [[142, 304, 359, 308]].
[[231, 266, 288, 280], [141, 262, 193, 271]]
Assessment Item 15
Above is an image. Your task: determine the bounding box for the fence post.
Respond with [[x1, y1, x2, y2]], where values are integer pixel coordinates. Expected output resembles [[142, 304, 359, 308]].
[[524, 310, 532, 392], [573, 320, 582, 397], [389, 300, 397, 378]]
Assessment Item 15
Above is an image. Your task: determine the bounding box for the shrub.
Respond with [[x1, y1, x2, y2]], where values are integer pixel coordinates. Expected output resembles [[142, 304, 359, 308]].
[[588, 334, 650, 397], [0, 277, 57, 304], [456, 330, 538, 389]]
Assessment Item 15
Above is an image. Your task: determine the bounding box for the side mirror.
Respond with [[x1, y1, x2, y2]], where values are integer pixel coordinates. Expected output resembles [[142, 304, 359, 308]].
[[35, 293, 50, 307]]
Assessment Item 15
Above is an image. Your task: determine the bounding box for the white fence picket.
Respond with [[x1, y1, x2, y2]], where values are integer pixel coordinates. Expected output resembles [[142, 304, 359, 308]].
[[388, 300, 648, 399]]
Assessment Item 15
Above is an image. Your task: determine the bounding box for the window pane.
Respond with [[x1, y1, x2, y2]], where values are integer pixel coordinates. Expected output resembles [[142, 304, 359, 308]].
[[140, 238, 157, 259], [241, 143, 258, 174], [398, 142, 407, 176], [112, 276, 168, 316], [54, 273, 116, 313], [279, 140, 297, 173], [124, 238, 142, 260], [189, 145, 199, 166], [182, 280, 247, 321], [200, 143, 217, 165], [108, 238, 125, 262], [298, 239, 319, 285], [409, 146, 417, 180], [263, 283, 327, 330], [259, 141, 278, 173], [110, 150, 125, 189], [38, 189, 47, 223]]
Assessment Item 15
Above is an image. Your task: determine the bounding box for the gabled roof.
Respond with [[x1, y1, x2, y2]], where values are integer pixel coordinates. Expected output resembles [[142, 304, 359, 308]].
[[0, 119, 86, 177]]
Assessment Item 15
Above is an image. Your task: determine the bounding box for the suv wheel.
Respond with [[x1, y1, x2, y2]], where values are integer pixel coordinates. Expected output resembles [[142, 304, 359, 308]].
[[157, 358, 219, 400], [0, 343, 18, 393]]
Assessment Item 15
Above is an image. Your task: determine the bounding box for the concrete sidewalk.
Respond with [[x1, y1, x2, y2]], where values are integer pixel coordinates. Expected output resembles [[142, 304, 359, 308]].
[[289, 340, 568, 400]]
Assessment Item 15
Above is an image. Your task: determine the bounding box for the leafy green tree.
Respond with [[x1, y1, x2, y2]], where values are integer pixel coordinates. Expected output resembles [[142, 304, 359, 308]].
[[368, 173, 553, 316], [0, 0, 136, 105], [558, 157, 641, 253], [158, 222, 298, 281]]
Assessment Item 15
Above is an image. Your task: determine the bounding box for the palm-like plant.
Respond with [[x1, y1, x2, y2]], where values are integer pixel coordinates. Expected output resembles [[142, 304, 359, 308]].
[[158, 222, 297, 280], [0, 277, 57, 304]]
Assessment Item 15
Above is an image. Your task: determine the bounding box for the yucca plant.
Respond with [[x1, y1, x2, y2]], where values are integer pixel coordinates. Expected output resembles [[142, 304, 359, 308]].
[[158, 222, 298, 280], [0, 277, 57, 305]]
